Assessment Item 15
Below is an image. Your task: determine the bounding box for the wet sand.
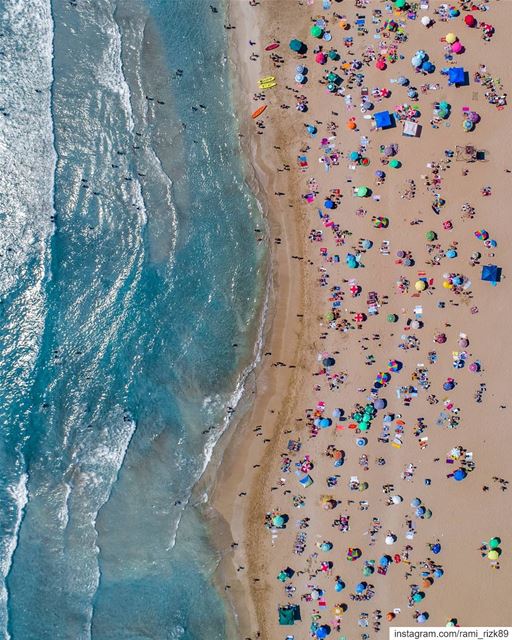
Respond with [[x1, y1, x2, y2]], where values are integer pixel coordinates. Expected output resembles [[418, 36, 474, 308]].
[[212, 1, 512, 638]]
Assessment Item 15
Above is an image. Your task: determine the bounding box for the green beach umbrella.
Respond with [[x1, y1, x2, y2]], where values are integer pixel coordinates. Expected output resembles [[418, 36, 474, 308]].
[[413, 592, 425, 602], [311, 25, 323, 38], [425, 231, 437, 241], [395, 0, 406, 8], [387, 313, 398, 323], [356, 186, 368, 197], [358, 422, 368, 431], [273, 515, 285, 528], [389, 159, 401, 168], [289, 39, 304, 52], [423, 509, 432, 519], [325, 311, 335, 321], [362, 566, 373, 576], [328, 50, 338, 60], [489, 537, 501, 549]]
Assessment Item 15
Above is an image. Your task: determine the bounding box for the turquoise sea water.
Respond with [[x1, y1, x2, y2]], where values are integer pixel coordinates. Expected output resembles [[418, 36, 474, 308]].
[[0, 1, 265, 638]]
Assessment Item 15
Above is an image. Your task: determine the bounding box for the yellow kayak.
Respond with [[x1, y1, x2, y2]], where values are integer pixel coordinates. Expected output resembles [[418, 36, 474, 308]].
[[258, 76, 275, 85], [259, 81, 277, 90]]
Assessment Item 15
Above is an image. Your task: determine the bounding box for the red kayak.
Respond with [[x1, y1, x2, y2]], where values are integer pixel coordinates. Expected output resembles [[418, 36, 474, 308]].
[[265, 42, 280, 51]]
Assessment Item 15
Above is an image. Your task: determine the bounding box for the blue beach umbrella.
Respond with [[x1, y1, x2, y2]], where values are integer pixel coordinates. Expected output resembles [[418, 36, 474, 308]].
[[431, 543, 441, 554], [335, 579, 345, 592], [453, 468, 467, 481], [411, 498, 421, 507]]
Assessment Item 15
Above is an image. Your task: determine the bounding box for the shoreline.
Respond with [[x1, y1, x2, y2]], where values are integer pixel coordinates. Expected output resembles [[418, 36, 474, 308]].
[[206, 1, 310, 638]]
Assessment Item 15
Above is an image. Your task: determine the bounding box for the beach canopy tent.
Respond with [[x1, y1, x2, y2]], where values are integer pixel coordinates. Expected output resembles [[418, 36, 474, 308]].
[[448, 67, 466, 86], [374, 110, 394, 129], [403, 120, 421, 137], [299, 474, 313, 487], [481, 265, 502, 283], [279, 605, 301, 625]]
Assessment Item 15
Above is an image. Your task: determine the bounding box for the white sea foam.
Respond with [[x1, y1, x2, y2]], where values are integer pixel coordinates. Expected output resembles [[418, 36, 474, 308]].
[[0, 0, 56, 295], [0, 472, 28, 640]]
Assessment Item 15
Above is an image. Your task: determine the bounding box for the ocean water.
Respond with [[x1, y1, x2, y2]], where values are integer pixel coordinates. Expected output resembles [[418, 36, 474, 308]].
[[0, 1, 266, 638]]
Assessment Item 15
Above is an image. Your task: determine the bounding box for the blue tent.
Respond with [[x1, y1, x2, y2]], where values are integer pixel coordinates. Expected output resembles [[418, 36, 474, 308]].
[[481, 265, 502, 284], [374, 110, 393, 129], [448, 67, 466, 86], [299, 474, 313, 487]]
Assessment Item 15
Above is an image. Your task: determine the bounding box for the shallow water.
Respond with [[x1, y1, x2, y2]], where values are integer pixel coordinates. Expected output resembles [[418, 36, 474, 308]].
[[0, 1, 265, 638]]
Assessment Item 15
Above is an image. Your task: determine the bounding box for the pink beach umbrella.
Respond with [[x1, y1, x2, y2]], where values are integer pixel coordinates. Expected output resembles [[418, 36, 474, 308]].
[[451, 41, 464, 54], [316, 52, 327, 64], [376, 59, 387, 71]]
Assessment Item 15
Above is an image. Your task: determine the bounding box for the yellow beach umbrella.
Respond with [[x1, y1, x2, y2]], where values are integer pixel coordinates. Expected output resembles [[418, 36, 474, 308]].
[[415, 280, 427, 292], [446, 33, 457, 44], [488, 550, 499, 561], [443, 280, 453, 289]]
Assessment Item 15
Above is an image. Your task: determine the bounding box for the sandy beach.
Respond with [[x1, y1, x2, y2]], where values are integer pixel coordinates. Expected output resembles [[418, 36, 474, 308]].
[[212, 1, 512, 638]]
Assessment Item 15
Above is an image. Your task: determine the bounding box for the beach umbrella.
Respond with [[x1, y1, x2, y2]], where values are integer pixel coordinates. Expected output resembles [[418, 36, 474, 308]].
[[446, 33, 457, 44], [347, 547, 362, 560], [347, 119, 357, 130], [328, 49, 338, 60], [320, 418, 332, 428], [489, 537, 501, 549], [416, 506, 426, 517], [349, 151, 360, 161], [465, 15, 477, 27], [384, 145, 395, 157], [354, 313, 365, 323], [469, 362, 480, 373], [443, 380, 455, 391], [332, 408, 344, 419], [358, 422, 368, 432], [411, 320, 421, 330], [376, 59, 387, 71], [453, 468, 467, 481], [295, 74, 305, 83], [422, 61, 435, 73], [289, 39, 305, 52], [335, 579, 345, 591], [296, 65, 306, 74], [431, 543, 441, 554], [395, 0, 406, 8], [415, 280, 427, 292], [391, 495, 403, 504], [434, 568, 444, 578], [356, 186, 368, 197], [475, 229, 489, 240], [389, 159, 401, 168], [425, 230, 437, 241], [463, 119, 474, 131], [386, 612, 396, 622], [324, 199, 335, 209], [412, 592, 425, 602], [362, 239, 373, 250], [468, 111, 480, 123], [375, 170, 385, 179], [273, 515, 285, 528], [421, 16, 432, 26], [408, 88, 419, 99], [435, 333, 447, 344], [385, 534, 397, 545], [362, 566, 373, 577], [359, 482, 369, 491], [397, 76, 409, 86], [356, 581, 367, 593], [379, 555, 390, 566], [387, 313, 398, 323], [356, 438, 367, 447], [323, 357, 335, 367], [411, 498, 421, 507], [374, 398, 386, 410], [388, 360, 401, 372], [311, 25, 323, 38], [320, 542, 333, 551], [316, 626, 329, 639], [451, 41, 463, 54], [307, 125, 317, 135], [488, 550, 500, 560], [411, 56, 422, 68], [417, 613, 429, 624], [446, 249, 457, 258], [316, 52, 327, 64], [458, 337, 469, 348]]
